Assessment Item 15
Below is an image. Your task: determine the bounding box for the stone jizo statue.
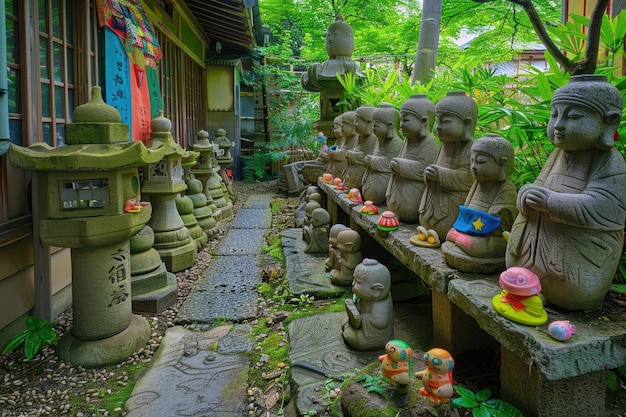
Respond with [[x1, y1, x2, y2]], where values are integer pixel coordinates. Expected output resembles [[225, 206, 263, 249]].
[[325, 223, 350, 272], [442, 134, 518, 273], [329, 228, 362, 286], [303, 207, 331, 253], [327, 111, 358, 179], [361, 103, 404, 205], [506, 75, 626, 312], [386, 94, 439, 223], [343, 258, 394, 350], [411, 92, 476, 247], [343, 106, 378, 190]]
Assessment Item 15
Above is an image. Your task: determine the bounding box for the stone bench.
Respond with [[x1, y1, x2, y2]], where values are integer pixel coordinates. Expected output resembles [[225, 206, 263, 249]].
[[317, 180, 626, 417]]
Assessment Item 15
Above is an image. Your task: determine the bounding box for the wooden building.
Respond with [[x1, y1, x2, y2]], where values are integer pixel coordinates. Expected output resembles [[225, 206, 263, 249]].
[[0, 0, 267, 348]]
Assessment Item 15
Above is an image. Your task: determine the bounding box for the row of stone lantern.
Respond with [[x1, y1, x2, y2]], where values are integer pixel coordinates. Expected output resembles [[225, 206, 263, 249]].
[[8, 86, 236, 368]]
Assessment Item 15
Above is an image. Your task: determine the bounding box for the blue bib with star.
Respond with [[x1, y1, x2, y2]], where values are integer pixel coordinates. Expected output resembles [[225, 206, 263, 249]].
[[452, 206, 501, 236]]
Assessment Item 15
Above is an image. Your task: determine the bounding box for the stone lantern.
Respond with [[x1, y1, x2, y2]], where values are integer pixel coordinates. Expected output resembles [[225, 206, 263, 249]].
[[141, 111, 199, 273], [8, 86, 166, 368]]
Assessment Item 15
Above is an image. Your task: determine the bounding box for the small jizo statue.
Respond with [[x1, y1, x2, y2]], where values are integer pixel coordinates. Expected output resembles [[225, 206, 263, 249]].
[[506, 75, 626, 312], [328, 111, 358, 179], [361, 103, 404, 205], [343, 106, 378, 190], [411, 92, 476, 248], [442, 134, 518, 273], [329, 229, 362, 286], [343, 258, 394, 351], [325, 223, 350, 272], [303, 207, 331, 254], [386, 94, 439, 223]]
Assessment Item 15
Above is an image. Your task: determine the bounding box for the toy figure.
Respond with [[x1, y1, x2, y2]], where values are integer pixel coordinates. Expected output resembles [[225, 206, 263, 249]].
[[361, 103, 403, 205], [415, 348, 455, 404], [343, 106, 378, 190], [411, 92, 476, 248], [322, 173, 333, 184], [492, 266, 548, 326], [325, 223, 350, 272], [548, 320, 577, 341], [506, 75, 626, 312], [386, 94, 439, 223], [318, 132, 329, 154], [343, 258, 394, 350], [346, 188, 363, 203], [379, 339, 413, 406], [377, 211, 399, 233], [330, 229, 362, 286], [441, 134, 518, 273], [360, 200, 378, 215], [125, 198, 142, 213]]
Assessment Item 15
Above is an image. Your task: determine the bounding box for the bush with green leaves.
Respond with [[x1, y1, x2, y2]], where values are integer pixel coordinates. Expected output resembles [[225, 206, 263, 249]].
[[2, 316, 58, 360], [451, 385, 523, 417]]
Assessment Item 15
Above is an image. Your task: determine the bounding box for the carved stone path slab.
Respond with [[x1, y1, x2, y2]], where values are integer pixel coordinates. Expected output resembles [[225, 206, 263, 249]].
[[126, 325, 252, 417], [280, 228, 347, 297]]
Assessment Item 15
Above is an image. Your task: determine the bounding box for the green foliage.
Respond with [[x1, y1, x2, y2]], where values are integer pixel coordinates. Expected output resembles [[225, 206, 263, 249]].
[[2, 316, 58, 360], [451, 385, 524, 417], [354, 374, 385, 396]]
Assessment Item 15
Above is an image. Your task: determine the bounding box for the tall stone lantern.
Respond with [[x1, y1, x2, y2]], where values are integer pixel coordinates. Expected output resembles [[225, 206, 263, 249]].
[[8, 86, 166, 368], [141, 111, 199, 272]]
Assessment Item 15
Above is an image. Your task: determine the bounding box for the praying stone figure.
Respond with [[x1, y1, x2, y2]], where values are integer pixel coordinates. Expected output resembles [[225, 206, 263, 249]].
[[386, 95, 439, 223], [361, 103, 404, 205], [506, 75, 626, 312], [325, 223, 350, 272], [343, 106, 378, 190], [327, 111, 358, 179], [303, 207, 331, 254], [296, 186, 322, 228], [343, 258, 394, 351], [411, 92, 477, 247], [330, 229, 363, 286], [441, 134, 518, 273]]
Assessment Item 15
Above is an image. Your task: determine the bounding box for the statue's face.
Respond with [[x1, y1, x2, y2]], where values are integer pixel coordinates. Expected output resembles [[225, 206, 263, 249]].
[[372, 119, 389, 140], [547, 103, 604, 151], [342, 121, 356, 137], [470, 151, 500, 182], [352, 270, 375, 300], [333, 120, 343, 137], [326, 25, 353, 56], [400, 112, 423, 139], [354, 115, 372, 136], [435, 113, 465, 143]]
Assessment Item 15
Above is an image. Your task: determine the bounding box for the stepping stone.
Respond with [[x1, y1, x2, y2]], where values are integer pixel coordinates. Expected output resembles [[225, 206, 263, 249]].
[[214, 228, 267, 255], [281, 228, 347, 297], [177, 255, 260, 323], [231, 208, 272, 229], [126, 326, 251, 417]]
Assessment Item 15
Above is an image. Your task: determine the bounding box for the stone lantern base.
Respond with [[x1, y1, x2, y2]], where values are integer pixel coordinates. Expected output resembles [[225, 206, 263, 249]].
[[57, 314, 150, 368]]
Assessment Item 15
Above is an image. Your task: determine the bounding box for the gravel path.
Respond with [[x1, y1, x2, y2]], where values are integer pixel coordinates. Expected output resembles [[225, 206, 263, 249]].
[[0, 179, 290, 417]]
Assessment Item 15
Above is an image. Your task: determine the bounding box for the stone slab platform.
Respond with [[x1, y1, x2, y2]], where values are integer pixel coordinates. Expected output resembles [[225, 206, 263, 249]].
[[126, 325, 252, 417], [280, 228, 347, 297], [288, 306, 433, 416]]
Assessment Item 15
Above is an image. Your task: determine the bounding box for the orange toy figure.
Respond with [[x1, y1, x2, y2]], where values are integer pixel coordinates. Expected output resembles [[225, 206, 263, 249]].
[[379, 339, 413, 406], [415, 348, 455, 404], [125, 198, 142, 213]]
